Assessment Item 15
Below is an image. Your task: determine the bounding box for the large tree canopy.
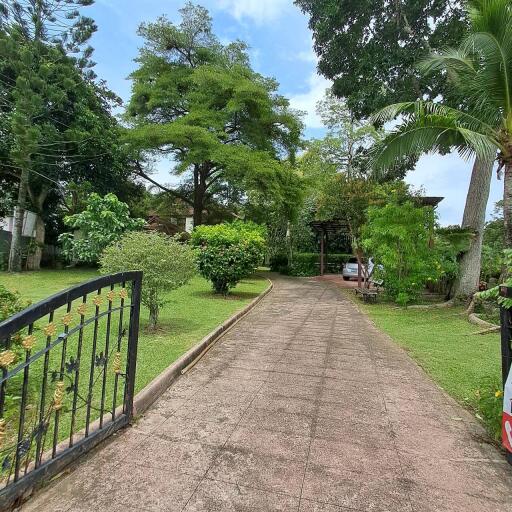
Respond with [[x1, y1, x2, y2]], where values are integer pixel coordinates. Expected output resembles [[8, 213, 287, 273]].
[[0, 0, 99, 270], [295, 0, 468, 118], [125, 2, 304, 225], [0, 1, 139, 269]]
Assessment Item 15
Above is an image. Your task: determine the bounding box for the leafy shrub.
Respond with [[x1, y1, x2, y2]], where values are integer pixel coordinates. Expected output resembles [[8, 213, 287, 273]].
[[191, 222, 266, 295], [362, 202, 441, 306], [269, 253, 288, 272], [100, 231, 196, 330], [479, 249, 512, 308], [0, 285, 31, 362], [285, 253, 352, 277], [59, 193, 145, 264]]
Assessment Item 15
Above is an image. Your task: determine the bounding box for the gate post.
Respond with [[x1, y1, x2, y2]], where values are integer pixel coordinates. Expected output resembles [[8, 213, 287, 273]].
[[499, 285, 512, 465], [124, 272, 142, 423]]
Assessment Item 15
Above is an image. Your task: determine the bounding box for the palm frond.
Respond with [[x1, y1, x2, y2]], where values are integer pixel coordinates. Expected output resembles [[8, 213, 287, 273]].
[[420, 49, 475, 77], [372, 101, 496, 136], [370, 112, 499, 173]]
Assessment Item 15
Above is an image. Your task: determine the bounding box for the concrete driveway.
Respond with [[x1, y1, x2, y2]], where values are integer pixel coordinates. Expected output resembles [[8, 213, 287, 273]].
[[22, 276, 512, 511]]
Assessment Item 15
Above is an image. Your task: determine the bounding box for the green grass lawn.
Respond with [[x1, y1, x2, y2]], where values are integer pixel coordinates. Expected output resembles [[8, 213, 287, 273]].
[[349, 292, 503, 440], [0, 268, 268, 470], [1, 268, 269, 392]]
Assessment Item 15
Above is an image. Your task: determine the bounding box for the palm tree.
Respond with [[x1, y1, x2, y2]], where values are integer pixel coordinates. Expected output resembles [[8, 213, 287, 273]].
[[372, 1, 512, 270]]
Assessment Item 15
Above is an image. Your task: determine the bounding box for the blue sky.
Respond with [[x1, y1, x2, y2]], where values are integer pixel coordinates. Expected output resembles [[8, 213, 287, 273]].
[[89, 0, 502, 226]]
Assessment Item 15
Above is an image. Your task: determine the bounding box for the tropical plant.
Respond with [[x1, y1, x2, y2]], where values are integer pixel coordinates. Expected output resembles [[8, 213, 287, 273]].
[[372, 0, 512, 251], [191, 222, 266, 294], [100, 231, 196, 330], [59, 193, 145, 264], [362, 201, 441, 306], [481, 202, 505, 281]]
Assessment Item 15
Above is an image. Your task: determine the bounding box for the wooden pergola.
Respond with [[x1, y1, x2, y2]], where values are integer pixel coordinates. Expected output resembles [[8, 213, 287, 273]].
[[310, 220, 351, 275]]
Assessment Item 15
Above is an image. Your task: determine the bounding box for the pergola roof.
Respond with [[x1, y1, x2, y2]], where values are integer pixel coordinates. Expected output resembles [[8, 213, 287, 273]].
[[310, 219, 350, 235], [416, 196, 444, 207]]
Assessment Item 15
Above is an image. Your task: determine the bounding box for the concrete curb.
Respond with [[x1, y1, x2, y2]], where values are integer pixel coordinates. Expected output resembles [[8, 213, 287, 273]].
[[132, 277, 273, 417]]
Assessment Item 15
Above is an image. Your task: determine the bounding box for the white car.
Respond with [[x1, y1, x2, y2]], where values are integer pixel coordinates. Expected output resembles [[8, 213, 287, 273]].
[[342, 257, 374, 281]]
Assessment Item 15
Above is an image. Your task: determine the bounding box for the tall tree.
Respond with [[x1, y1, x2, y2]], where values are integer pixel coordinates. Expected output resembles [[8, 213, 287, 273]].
[[125, 3, 303, 226], [312, 89, 413, 181], [296, 0, 492, 299], [372, 0, 512, 295], [0, 0, 96, 271], [295, 0, 467, 117]]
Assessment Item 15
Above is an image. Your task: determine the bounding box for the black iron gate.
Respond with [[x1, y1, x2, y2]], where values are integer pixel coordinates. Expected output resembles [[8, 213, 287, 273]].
[[0, 271, 142, 509]]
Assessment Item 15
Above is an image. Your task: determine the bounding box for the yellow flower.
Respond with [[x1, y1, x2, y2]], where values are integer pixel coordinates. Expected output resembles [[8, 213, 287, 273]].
[[43, 323, 57, 337], [495, 390, 503, 398], [77, 303, 88, 316], [93, 295, 103, 307], [22, 335, 37, 351], [107, 290, 116, 302], [119, 288, 128, 300], [0, 350, 16, 368], [61, 313, 73, 326]]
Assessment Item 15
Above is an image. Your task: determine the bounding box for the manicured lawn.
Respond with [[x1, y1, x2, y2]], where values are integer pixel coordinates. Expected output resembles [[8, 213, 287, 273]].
[[1, 268, 269, 392], [0, 268, 269, 466], [349, 293, 503, 440]]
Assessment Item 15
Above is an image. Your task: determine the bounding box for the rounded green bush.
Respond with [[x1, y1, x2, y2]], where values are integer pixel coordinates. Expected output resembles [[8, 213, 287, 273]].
[[100, 231, 196, 329], [191, 222, 266, 295]]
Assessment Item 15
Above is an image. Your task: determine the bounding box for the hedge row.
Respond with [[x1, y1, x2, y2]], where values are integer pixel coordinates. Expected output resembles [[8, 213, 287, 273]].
[[270, 253, 353, 277]]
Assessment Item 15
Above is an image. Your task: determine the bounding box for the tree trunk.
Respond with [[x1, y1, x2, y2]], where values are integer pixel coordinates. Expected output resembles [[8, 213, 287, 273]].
[[505, 162, 512, 249], [8, 167, 29, 272], [26, 215, 45, 270], [451, 156, 493, 300], [193, 165, 205, 227], [26, 186, 49, 271], [148, 304, 159, 331]]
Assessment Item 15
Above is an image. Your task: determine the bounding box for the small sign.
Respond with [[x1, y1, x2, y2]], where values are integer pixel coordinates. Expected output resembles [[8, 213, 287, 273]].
[[503, 366, 512, 453]]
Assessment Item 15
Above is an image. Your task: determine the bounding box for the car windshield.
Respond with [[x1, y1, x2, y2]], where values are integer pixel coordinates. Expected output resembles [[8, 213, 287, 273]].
[[347, 258, 358, 264]]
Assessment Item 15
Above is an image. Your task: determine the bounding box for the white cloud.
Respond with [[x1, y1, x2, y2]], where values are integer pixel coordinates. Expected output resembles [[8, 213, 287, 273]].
[[217, 0, 289, 23], [288, 73, 331, 130], [406, 152, 502, 226]]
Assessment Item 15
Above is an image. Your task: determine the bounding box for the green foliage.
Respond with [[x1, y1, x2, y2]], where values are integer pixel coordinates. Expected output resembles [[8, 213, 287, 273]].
[[478, 249, 512, 309], [191, 222, 266, 294], [481, 202, 504, 281], [372, 1, 512, 245], [362, 202, 440, 306], [59, 193, 145, 264], [0, 2, 140, 270], [269, 253, 289, 272], [475, 379, 504, 442], [311, 90, 414, 180], [434, 226, 476, 288], [0, 285, 30, 323], [0, 285, 31, 362], [125, 3, 304, 224], [295, 0, 467, 118], [284, 253, 352, 277], [100, 231, 196, 329]]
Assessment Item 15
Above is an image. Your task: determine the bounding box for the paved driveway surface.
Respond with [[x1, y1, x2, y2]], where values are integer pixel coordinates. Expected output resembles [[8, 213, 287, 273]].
[[22, 276, 512, 511]]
